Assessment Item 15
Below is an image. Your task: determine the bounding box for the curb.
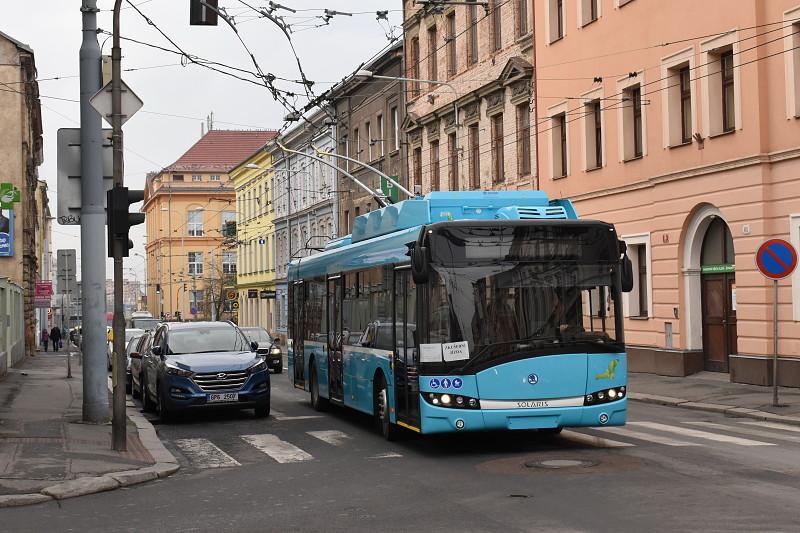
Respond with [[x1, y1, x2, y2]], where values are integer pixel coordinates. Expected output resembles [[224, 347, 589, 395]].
[[0, 402, 179, 508], [628, 392, 800, 427]]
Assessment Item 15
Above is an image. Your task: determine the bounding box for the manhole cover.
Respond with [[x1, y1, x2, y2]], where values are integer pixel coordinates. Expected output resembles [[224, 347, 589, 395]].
[[525, 459, 597, 469]]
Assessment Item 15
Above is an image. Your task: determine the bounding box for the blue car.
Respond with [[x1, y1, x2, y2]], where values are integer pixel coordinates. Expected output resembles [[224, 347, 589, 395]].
[[136, 321, 270, 421]]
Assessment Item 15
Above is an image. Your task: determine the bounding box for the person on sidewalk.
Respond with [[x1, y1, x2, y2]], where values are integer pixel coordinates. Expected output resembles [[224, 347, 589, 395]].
[[49, 326, 61, 352], [40, 328, 49, 351]]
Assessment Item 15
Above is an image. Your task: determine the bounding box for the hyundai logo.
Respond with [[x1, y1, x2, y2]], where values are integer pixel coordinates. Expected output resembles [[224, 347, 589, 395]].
[[217, 373, 227, 380], [527, 373, 539, 385]]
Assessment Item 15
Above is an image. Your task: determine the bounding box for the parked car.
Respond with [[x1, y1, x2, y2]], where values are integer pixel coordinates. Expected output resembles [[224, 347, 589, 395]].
[[130, 330, 152, 400], [137, 321, 270, 421], [240, 327, 283, 373], [124, 330, 146, 394], [108, 328, 145, 371]]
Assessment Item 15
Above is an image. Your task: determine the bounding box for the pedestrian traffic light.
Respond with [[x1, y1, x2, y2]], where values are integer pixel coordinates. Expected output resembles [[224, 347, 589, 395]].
[[156, 283, 161, 294], [107, 186, 145, 258], [190, 0, 218, 25]]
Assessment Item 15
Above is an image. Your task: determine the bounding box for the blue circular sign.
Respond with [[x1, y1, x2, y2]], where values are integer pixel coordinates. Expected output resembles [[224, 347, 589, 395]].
[[452, 378, 463, 389], [527, 373, 539, 385], [756, 239, 798, 280], [441, 378, 452, 388], [429, 378, 440, 389]]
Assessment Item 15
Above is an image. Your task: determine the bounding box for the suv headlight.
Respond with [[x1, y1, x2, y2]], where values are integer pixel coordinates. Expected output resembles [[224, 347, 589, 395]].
[[270, 346, 281, 356], [248, 359, 268, 373], [165, 363, 194, 377]]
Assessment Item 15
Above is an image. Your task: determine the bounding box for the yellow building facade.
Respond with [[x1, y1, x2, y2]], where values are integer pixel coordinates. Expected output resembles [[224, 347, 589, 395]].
[[231, 146, 278, 333]]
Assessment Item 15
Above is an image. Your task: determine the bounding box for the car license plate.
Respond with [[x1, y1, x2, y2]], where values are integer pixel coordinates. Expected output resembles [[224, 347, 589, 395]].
[[207, 392, 238, 403]]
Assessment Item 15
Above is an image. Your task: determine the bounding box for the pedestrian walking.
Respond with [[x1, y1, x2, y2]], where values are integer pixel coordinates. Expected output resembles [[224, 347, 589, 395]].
[[49, 326, 61, 352], [40, 328, 49, 351]]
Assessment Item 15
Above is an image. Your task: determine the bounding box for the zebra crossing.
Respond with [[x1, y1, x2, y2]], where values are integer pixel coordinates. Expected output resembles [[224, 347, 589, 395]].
[[170, 419, 800, 471]]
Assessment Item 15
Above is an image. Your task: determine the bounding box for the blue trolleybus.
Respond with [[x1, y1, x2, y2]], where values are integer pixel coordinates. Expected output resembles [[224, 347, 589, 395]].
[[288, 191, 633, 439]]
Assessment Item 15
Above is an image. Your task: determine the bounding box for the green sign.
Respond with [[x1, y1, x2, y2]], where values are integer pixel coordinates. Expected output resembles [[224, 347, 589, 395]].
[[701, 264, 735, 274], [0, 183, 21, 210], [380, 176, 401, 204]]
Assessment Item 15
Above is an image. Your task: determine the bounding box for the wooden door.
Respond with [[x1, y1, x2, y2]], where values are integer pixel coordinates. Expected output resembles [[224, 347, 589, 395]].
[[702, 274, 736, 372]]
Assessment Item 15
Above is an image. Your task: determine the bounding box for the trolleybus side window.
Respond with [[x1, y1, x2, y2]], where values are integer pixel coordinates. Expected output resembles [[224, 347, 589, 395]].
[[305, 278, 326, 343]]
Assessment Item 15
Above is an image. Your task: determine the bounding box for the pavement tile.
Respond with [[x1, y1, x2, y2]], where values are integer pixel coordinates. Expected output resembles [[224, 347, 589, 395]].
[[0, 493, 53, 508], [109, 468, 158, 487], [41, 475, 120, 500]]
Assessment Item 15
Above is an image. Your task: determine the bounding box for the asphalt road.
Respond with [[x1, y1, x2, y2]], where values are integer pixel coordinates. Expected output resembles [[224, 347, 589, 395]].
[[4, 371, 800, 533]]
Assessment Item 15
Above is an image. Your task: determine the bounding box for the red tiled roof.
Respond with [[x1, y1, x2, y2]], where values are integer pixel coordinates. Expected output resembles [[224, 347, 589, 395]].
[[165, 130, 278, 173]]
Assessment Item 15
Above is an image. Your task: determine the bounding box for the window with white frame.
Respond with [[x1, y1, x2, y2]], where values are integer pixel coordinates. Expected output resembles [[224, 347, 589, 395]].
[[222, 252, 236, 274], [701, 33, 740, 136], [784, 8, 800, 119], [549, 105, 569, 179], [192, 175, 202, 182], [579, 0, 599, 27], [221, 211, 235, 238], [624, 235, 651, 318], [188, 252, 203, 276], [584, 98, 603, 170], [376, 114, 384, 156], [619, 77, 645, 161], [189, 290, 203, 314], [391, 106, 399, 152], [791, 215, 800, 321], [548, 0, 565, 43], [187, 210, 204, 236], [210, 174, 221, 181], [662, 50, 695, 147], [366, 121, 373, 161]]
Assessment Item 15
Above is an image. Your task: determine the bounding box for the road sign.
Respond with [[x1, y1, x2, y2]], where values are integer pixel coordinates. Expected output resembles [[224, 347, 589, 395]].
[[259, 290, 276, 299], [0, 183, 21, 209], [56, 128, 114, 225], [89, 79, 144, 127], [34, 281, 53, 308], [756, 239, 797, 280], [231, 301, 240, 311], [380, 176, 401, 204], [190, 307, 197, 316]]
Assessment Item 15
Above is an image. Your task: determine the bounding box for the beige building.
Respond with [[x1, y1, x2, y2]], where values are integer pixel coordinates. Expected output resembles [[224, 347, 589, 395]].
[[143, 130, 275, 322], [534, 0, 800, 386], [403, 0, 536, 193], [0, 30, 44, 358]]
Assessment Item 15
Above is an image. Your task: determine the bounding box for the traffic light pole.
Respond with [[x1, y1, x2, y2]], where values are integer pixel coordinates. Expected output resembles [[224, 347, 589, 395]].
[[111, 0, 126, 451]]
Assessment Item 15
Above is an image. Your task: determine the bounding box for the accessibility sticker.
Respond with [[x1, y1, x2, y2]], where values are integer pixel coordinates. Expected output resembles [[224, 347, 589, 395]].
[[429, 378, 440, 389], [452, 378, 463, 389]]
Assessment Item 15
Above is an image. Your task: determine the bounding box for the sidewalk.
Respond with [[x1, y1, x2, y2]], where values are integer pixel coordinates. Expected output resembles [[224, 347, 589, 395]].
[[629, 371, 800, 425], [0, 350, 177, 507]]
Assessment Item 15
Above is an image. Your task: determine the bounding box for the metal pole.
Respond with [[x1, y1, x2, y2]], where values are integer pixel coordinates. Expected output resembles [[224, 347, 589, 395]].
[[111, 0, 126, 451], [79, 0, 109, 423], [311, 145, 412, 199], [772, 279, 779, 407]]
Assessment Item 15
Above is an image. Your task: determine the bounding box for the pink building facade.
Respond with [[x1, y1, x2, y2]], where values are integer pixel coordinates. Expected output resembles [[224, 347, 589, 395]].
[[534, 0, 800, 386]]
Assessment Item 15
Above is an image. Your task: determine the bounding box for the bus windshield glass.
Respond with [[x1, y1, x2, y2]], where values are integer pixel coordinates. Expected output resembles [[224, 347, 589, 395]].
[[426, 223, 624, 364]]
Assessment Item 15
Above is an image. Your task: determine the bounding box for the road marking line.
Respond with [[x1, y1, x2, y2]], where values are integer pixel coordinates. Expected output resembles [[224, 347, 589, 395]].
[[368, 452, 403, 459], [739, 421, 800, 434], [686, 421, 800, 443], [173, 438, 241, 468], [307, 430, 351, 446], [271, 409, 324, 421], [629, 422, 775, 446], [241, 434, 314, 463], [595, 427, 700, 446], [559, 430, 634, 448]]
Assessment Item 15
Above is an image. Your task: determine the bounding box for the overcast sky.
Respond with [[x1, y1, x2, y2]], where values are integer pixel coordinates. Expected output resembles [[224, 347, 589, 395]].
[[3, 0, 403, 284]]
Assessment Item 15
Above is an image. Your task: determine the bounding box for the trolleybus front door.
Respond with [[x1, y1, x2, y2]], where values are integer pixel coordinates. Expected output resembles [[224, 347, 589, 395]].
[[291, 281, 305, 388], [328, 275, 344, 403], [394, 268, 420, 429]]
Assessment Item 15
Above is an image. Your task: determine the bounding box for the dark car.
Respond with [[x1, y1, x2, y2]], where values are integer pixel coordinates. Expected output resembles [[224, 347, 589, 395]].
[[130, 330, 152, 401], [124, 331, 146, 394], [136, 321, 270, 421], [240, 327, 283, 373]]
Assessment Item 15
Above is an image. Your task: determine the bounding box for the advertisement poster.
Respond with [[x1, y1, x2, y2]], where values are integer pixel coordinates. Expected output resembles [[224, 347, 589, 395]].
[[0, 208, 14, 257]]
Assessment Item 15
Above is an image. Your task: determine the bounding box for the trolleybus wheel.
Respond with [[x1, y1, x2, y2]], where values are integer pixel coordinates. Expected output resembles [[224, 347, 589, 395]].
[[374, 377, 399, 441], [310, 361, 328, 412]]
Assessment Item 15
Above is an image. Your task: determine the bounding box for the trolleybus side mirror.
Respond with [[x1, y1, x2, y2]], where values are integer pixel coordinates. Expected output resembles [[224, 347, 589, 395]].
[[411, 244, 429, 284], [619, 240, 634, 293]]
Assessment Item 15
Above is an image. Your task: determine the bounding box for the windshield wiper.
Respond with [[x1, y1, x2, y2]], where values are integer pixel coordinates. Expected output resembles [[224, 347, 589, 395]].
[[456, 336, 559, 373]]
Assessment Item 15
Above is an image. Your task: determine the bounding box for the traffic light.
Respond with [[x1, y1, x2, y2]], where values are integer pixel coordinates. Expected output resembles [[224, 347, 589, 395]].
[[190, 0, 218, 25], [107, 186, 145, 258], [155, 283, 161, 294]]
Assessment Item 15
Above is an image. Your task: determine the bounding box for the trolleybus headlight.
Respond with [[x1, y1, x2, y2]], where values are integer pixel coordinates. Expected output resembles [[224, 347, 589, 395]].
[[455, 396, 464, 406], [584, 387, 627, 406], [608, 389, 617, 399], [468, 398, 478, 408], [597, 391, 605, 400], [424, 392, 480, 409], [440, 394, 452, 405]]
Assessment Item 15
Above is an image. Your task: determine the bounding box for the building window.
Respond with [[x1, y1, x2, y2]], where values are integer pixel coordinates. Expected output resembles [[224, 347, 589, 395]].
[[188, 252, 203, 276], [786, 15, 800, 118], [172, 174, 184, 182], [376, 114, 384, 156], [353, 127, 360, 162], [624, 238, 650, 318], [187, 210, 204, 236], [448, 132, 459, 190], [189, 290, 203, 314], [446, 12, 457, 77], [409, 36, 420, 98], [390, 107, 399, 152], [517, 0, 528, 36], [222, 252, 237, 274], [551, 111, 568, 178], [221, 211, 235, 237], [468, 124, 480, 189], [680, 67, 692, 143], [516, 104, 531, 176], [430, 140, 440, 191], [622, 84, 643, 160], [491, 114, 504, 184], [491, 0, 502, 51], [210, 174, 220, 181], [580, 0, 598, 26], [427, 25, 438, 82], [344, 210, 350, 234], [548, 0, 565, 43], [584, 99, 602, 170], [413, 147, 422, 188], [192, 175, 202, 182], [366, 121, 372, 161], [721, 50, 735, 133], [637, 245, 648, 317], [467, 1, 478, 66]]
